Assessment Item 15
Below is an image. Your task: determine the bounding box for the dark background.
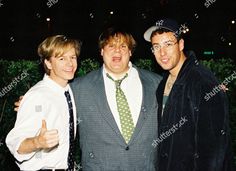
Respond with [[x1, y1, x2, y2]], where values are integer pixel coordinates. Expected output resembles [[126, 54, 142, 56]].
[[0, 0, 235, 62]]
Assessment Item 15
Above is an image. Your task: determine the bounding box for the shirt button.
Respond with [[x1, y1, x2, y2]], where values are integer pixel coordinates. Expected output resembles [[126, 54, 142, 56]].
[[125, 146, 129, 150]]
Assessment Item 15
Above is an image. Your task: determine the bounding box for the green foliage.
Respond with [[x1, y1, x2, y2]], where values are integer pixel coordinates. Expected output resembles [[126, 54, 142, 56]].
[[200, 58, 236, 83], [76, 58, 100, 77], [134, 59, 155, 72]]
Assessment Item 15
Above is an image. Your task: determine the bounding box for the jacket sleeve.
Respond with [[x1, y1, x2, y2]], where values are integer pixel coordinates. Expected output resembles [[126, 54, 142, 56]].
[[195, 82, 235, 171]]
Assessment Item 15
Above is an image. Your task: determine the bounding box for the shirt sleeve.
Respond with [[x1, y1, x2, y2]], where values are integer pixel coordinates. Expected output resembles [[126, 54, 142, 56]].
[[5, 90, 47, 162]]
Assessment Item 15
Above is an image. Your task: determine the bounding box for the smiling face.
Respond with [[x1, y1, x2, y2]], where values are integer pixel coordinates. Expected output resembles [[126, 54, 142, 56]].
[[101, 34, 132, 78], [37, 35, 81, 87], [151, 32, 186, 76], [45, 48, 77, 87]]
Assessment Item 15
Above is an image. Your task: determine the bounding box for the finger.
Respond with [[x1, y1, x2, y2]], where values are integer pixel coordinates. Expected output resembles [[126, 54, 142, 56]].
[[14, 107, 19, 112], [43, 129, 59, 138], [45, 140, 59, 148], [44, 136, 59, 147], [19, 96, 24, 100], [37, 134, 59, 148], [45, 136, 59, 143], [14, 101, 20, 112], [41, 120, 47, 130], [14, 101, 20, 106]]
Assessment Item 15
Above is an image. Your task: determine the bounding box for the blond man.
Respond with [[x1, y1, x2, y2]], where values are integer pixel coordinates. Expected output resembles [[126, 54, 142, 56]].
[[6, 35, 81, 171]]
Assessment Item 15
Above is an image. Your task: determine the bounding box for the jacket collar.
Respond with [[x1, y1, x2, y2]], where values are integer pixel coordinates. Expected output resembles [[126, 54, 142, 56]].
[[156, 51, 198, 130], [162, 50, 198, 85]]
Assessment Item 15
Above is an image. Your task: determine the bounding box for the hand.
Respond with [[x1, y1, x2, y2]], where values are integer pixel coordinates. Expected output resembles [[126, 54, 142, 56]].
[[14, 96, 23, 112], [220, 84, 229, 92], [35, 120, 59, 149]]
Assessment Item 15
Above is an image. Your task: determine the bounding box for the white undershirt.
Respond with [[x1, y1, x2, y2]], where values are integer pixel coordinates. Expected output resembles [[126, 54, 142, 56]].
[[103, 62, 143, 131]]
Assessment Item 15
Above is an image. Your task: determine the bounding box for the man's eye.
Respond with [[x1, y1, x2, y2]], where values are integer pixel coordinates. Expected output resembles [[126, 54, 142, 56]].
[[108, 44, 115, 48], [153, 45, 159, 50], [166, 43, 172, 47]]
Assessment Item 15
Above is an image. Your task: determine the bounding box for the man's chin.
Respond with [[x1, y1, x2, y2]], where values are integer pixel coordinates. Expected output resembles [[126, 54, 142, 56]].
[[159, 64, 171, 71], [65, 74, 75, 80]]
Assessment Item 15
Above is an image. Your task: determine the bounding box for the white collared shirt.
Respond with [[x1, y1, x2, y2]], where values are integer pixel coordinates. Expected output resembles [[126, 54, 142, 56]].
[[103, 62, 143, 131], [6, 74, 76, 170]]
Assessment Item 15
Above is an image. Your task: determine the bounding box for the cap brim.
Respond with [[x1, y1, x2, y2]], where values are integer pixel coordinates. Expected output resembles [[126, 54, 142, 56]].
[[144, 26, 158, 42], [144, 25, 179, 42]]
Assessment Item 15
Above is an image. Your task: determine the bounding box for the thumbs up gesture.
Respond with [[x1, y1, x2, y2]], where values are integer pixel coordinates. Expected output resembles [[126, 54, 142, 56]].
[[36, 120, 59, 149]]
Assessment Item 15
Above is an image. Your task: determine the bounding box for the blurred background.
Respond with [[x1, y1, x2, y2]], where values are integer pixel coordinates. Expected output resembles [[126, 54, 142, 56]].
[[0, 0, 235, 62]]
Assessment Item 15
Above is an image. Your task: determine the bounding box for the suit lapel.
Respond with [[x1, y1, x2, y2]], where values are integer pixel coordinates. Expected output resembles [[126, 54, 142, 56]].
[[92, 68, 125, 143]]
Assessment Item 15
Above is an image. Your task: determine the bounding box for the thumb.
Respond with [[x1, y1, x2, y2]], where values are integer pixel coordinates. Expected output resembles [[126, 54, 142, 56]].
[[41, 119, 47, 131]]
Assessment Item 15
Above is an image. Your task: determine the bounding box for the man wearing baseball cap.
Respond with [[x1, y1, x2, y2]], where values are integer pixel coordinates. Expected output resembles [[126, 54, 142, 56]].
[[144, 18, 235, 171]]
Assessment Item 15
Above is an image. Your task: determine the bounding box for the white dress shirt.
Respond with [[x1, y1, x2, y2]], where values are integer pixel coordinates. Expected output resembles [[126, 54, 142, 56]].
[[103, 62, 143, 131], [5, 74, 76, 170]]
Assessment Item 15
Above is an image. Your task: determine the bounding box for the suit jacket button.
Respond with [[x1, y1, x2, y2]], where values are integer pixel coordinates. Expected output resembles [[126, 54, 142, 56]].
[[125, 146, 129, 150], [194, 107, 199, 111], [89, 152, 94, 158], [161, 153, 168, 158], [220, 129, 226, 135]]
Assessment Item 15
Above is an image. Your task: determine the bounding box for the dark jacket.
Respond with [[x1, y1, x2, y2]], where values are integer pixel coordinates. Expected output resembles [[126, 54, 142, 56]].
[[156, 51, 234, 171]]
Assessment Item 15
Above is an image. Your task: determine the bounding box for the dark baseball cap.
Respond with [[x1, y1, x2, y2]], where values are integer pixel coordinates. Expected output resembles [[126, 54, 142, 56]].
[[144, 18, 180, 42]]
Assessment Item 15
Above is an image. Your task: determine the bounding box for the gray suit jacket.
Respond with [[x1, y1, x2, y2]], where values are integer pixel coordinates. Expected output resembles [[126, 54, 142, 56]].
[[71, 66, 162, 171]]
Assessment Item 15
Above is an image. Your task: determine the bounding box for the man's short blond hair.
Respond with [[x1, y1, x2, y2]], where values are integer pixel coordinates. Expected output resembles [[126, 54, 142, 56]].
[[38, 35, 81, 75]]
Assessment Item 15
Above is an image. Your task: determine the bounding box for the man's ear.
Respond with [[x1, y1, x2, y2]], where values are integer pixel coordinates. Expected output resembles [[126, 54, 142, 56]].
[[44, 59, 52, 70], [179, 39, 184, 51], [129, 50, 132, 57]]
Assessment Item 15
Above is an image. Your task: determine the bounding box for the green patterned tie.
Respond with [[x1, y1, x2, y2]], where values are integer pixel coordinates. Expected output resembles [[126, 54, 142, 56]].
[[107, 73, 135, 143]]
